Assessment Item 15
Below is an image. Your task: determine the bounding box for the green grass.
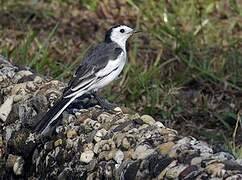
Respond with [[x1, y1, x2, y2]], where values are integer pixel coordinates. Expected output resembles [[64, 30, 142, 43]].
[[0, 0, 241, 157]]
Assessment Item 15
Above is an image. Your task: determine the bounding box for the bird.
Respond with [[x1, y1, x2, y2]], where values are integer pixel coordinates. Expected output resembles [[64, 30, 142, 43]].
[[35, 25, 137, 136]]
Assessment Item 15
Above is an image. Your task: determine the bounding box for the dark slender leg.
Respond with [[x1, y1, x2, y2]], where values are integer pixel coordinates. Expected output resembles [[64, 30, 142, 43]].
[[92, 93, 118, 110], [66, 93, 94, 112]]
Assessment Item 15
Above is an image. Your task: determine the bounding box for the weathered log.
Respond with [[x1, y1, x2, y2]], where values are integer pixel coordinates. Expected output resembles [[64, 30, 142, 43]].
[[0, 56, 242, 179]]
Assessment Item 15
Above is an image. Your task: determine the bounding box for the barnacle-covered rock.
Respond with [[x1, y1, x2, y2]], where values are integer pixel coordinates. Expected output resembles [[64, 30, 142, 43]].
[[1, 56, 242, 179], [132, 143, 155, 160], [6, 154, 25, 175], [80, 150, 94, 163], [0, 96, 13, 122]]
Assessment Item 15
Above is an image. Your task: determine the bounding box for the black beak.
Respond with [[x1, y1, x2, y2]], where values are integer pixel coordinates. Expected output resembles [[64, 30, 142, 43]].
[[133, 30, 141, 34]]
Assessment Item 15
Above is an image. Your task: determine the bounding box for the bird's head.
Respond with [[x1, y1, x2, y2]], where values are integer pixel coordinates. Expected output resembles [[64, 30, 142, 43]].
[[105, 25, 134, 48]]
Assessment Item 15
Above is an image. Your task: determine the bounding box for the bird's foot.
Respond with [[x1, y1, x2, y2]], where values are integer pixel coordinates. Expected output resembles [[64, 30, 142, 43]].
[[93, 94, 118, 110]]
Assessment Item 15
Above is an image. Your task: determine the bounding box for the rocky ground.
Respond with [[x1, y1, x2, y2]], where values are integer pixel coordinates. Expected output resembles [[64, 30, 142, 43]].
[[0, 55, 242, 179]]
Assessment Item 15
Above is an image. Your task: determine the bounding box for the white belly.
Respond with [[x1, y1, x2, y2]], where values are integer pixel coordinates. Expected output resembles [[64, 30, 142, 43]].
[[92, 52, 126, 90]]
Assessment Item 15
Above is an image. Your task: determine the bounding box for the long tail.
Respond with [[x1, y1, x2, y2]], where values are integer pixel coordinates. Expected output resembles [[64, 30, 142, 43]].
[[35, 95, 77, 135]]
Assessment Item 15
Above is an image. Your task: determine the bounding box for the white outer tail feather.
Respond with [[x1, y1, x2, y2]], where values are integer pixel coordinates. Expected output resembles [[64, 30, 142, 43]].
[[40, 92, 84, 135]]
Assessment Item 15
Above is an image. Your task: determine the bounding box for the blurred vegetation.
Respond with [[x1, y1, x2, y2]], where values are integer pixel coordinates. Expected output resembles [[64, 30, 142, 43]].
[[0, 0, 241, 157]]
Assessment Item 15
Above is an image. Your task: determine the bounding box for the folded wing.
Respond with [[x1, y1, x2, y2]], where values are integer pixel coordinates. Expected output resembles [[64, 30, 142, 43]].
[[63, 42, 123, 98]]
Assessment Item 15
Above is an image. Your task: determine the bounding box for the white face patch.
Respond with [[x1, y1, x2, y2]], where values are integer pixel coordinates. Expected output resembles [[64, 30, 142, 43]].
[[110, 25, 133, 49]]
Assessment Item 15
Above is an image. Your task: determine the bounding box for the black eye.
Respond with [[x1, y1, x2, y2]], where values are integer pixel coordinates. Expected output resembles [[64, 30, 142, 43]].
[[120, 29, 125, 33]]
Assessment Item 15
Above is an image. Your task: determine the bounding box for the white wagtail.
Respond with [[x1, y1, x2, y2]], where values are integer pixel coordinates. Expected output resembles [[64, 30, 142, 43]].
[[35, 25, 137, 135]]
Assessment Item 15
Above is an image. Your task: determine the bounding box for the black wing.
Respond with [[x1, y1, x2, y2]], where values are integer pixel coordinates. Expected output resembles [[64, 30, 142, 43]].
[[63, 42, 123, 98]]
